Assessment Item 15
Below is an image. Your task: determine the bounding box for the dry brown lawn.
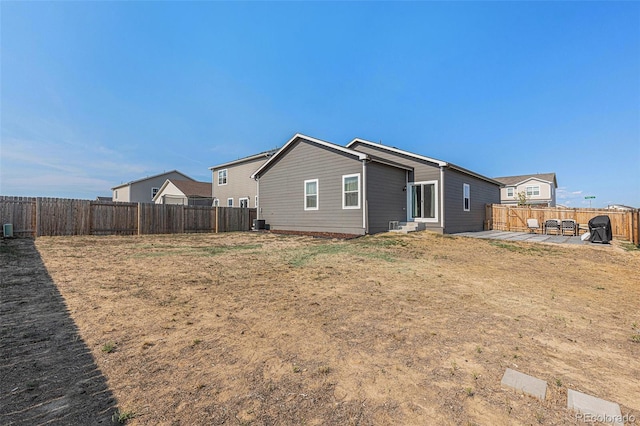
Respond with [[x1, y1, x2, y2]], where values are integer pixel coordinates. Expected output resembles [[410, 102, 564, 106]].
[[4, 231, 640, 425]]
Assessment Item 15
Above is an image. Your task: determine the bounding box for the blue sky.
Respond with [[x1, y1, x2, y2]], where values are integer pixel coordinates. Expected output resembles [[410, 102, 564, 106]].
[[1, 1, 639, 207]]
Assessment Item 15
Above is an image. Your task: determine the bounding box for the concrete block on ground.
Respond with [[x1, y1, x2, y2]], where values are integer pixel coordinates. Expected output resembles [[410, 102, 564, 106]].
[[501, 368, 547, 400], [567, 389, 623, 426]]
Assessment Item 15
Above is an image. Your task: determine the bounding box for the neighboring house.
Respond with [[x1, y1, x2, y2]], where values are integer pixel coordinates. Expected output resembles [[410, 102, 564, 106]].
[[209, 149, 277, 208], [493, 173, 558, 207], [607, 204, 636, 211], [250, 133, 501, 236], [111, 170, 195, 203], [153, 179, 213, 206]]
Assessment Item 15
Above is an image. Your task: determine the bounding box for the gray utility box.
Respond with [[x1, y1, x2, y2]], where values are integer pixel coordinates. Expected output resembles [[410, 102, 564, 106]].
[[3, 224, 14, 238]]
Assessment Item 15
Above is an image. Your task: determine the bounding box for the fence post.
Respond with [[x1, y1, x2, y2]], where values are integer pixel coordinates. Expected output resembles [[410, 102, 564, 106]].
[[137, 203, 142, 235], [215, 206, 219, 233], [35, 197, 42, 238], [631, 209, 640, 246], [181, 205, 185, 234]]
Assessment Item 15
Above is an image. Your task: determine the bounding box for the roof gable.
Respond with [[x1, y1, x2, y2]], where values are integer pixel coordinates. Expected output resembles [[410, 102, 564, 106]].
[[251, 134, 367, 179], [494, 173, 557, 188], [347, 138, 500, 186], [152, 179, 212, 201], [347, 138, 447, 167]]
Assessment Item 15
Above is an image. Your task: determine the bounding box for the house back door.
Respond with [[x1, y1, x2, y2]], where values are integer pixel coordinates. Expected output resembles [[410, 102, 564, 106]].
[[409, 181, 437, 222]]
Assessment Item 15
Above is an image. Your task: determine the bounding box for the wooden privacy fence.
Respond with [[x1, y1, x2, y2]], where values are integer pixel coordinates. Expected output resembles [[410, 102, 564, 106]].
[[489, 204, 640, 244], [0, 196, 257, 237]]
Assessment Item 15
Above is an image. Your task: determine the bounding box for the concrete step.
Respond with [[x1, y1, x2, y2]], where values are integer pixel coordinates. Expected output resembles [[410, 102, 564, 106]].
[[389, 222, 425, 234]]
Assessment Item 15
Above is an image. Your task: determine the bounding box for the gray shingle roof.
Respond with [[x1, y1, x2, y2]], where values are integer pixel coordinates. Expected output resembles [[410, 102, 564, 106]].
[[493, 173, 557, 187], [170, 180, 212, 198]]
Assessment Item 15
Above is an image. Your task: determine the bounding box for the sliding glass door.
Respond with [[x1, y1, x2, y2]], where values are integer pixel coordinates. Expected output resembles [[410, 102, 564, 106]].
[[409, 181, 438, 222]]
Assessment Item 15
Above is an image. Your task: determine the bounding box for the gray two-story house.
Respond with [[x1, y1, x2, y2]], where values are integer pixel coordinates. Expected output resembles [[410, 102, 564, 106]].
[[249, 134, 501, 236], [111, 170, 194, 203], [494, 173, 557, 207], [209, 150, 277, 208]]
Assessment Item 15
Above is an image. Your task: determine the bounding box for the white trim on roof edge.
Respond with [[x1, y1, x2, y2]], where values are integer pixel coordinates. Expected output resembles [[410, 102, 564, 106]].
[[152, 179, 172, 202], [251, 133, 368, 179], [507, 177, 555, 188], [346, 138, 448, 167], [347, 138, 501, 186], [209, 150, 277, 170]]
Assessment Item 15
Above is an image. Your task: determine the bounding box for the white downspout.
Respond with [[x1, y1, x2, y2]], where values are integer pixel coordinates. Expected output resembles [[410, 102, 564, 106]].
[[406, 170, 410, 222], [256, 177, 260, 220], [362, 159, 367, 234], [440, 166, 445, 232]]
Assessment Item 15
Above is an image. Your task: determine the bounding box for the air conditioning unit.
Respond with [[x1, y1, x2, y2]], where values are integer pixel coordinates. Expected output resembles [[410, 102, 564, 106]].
[[389, 221, 400, 231], [3, 223, 14, 238], [252, 219, 266, 230]]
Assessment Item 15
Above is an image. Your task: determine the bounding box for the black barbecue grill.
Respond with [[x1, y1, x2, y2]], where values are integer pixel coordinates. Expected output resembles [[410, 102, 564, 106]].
[[588, 215, 612, 244]]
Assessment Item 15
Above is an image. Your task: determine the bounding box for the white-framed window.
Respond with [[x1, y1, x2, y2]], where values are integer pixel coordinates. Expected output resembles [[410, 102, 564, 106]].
[[506, 187, 514, 197], [255, 196, 258, 208], [239, 198, 249, 208], [227, 198, 233, 207], [218, 169, 228, 186], [463, 183, 470, 211], [114, 190, 118, 200], [342, 173, 360, 209], [526, 185, 540, 196], [213, 199, 220, 207], [152, 187, 159, 199], [304, 179, 318, 211]]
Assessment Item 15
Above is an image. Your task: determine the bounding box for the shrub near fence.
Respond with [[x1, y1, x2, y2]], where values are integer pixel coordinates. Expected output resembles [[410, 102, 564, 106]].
[[489, 204, 639, 244], [0, 196, 256, 237]]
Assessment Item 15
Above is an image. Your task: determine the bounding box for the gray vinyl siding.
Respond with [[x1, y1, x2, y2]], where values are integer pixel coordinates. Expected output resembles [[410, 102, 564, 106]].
[[366, 163, 407, 234], [443, 169, 500, 233], [259, 139, 365, 235], [350, 142, 442, 229], [114, 171, 191, 203], [211, 157, 267, 208]]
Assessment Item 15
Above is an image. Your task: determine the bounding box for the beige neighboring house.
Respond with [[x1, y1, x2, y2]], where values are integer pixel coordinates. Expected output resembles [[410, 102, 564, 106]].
[[209, 149, 277, 208], [494, 173, 558, 207], [153, 179, 213, 206], [111, 170, 195, 203]]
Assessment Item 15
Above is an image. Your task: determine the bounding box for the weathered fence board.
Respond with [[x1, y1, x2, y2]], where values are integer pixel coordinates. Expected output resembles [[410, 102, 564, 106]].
[[0, 196, 255, 237], [217, 207, 254, 233], [490, 204, 638, 242], [138, 204, 184, 235], [184, 205, 215, 233], [0, 196, 36, 236], [37, 198, 92, 236], [91, 201, 138, 235]]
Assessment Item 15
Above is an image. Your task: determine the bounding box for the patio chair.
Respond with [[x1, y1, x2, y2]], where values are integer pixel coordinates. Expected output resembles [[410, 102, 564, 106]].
[[544, 219, 561, 235], [526, 218, 540, 233], [561, 219, 577, 236]]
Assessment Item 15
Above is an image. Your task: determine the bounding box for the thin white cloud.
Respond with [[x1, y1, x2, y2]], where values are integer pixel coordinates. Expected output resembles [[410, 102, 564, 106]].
[[0, 135, 150, 196]]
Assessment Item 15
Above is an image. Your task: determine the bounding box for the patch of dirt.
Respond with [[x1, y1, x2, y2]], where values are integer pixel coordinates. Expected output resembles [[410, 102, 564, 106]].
[[3, 231, 640, 425], [0, 238, 117, 425]]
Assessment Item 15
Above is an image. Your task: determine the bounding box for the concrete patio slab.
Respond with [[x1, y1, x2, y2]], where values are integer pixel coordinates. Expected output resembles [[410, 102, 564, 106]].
[[504, 233, 536, 241], [452, 230, 590, 246], [567, 389, 623, 426], [526, 235, 553, 242], [501, 368, 547, 401]]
